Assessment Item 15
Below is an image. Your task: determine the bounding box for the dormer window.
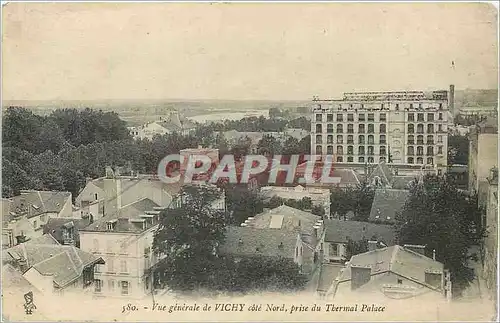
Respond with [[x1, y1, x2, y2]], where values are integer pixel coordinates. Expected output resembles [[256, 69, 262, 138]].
[[106, 221, 116, 231]]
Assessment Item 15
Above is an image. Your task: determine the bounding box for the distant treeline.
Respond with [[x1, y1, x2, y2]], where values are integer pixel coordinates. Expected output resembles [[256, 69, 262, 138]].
[[2, 107, 311, 199]]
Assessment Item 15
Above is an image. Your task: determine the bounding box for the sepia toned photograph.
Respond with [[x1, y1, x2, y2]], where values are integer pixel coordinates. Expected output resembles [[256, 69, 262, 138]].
[[1, 2, 498, 322]]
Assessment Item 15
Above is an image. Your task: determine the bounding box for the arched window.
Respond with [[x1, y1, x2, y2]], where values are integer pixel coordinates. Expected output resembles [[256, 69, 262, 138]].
[[380, 146, 386, 155], [379, 157, 386, 163], [408, 135, 414, 144], [337, 156, 343, 162], [408, 157, 414, 164], [380, 135, 386, 144], [337, 124, 343, 133], [427, 157, 434, 165], [316, 124, 322, 133], [368, 124, 374, 133], [336, 135, 343, 144], [417, 157, 424, 164], [367, 146, 374, 155], [417, 146, 424, 156], [359, 124, 365, 133], [347, 135, 354, 144], [417, 135, 424, 145], [358, 135, 365, 144], [315, 145, 322, 155], [417, 124, 424, 133], [408, 124, 414, 133], [408, 146, 414, 155], [379, 124, 386, 133], [327, 124, 334, 133], [327, 135, 333, 144], [347, 145, 354, 155], [337, 146, 343, 155], [427, 124, 434, 133], [427, 135, 434, 144], [347, 124, 354, 133], [316, 135, 322, 144], [327, 145, 333, 155], [368, 135, 374, 144], [359, 146, 365, 155], [427, 146, 434, 155]]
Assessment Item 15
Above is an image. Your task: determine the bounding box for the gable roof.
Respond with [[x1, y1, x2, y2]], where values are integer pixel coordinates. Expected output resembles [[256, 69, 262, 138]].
[[219, 226, 298, 259], [317, 263, 343, 292], [82, 198, 160, 233], [2, 263, 40, 292], [323, 219, 396, 245], [248, 205, 320, 235], [369, 189, 410, 223], [337, 245, 444, 290], [4, 238, 104, 288], [367, 161, 394, 186], [3, 191, 71, 220]]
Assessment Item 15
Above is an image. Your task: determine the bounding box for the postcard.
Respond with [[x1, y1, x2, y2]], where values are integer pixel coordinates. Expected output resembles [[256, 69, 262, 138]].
[[1, 2, 498, 322]]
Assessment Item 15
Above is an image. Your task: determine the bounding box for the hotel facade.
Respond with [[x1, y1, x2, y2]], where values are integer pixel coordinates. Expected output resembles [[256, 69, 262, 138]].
[[310, 87, 452, 173]]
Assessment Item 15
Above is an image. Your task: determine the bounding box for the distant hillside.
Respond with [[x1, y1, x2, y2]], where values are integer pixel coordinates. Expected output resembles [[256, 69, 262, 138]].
[[455, 89, 498, 107]]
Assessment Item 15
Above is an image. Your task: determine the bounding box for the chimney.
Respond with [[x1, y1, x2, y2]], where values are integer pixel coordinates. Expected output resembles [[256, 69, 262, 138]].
[[403, 244, 426, 256], [351, 266, 371, 290], [368, 240, 378, 251], [433, 249, 436, 260], [448, 84, 455, 112], [116, 179, 122, 210]]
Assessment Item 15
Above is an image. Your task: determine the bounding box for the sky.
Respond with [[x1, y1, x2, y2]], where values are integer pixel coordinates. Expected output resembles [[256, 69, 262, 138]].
[[2, 2, 498, 101]]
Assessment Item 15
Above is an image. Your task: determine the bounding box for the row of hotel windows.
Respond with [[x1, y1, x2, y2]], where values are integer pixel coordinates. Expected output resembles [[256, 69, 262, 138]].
[[408, 124, 444, 133], [315, 145, 387, 155], [314, 134, 444, 145], [314, 123, 445, 134], [94, 279, 130, 295], [315, 134, 387, 144], [408, 146, 443, 156], [309, 154, 436, 165], [314, 123, 386, 133], [315, 112, 444, 123], [314, 145, 443, 156]]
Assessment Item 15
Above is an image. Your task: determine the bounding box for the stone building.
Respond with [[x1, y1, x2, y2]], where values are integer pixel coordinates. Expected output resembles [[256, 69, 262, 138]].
[[310, 87, 452, 174]]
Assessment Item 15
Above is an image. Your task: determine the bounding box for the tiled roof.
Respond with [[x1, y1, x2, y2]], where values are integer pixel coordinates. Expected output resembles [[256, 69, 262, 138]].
[[219, 226, 298, 259], [317, 263, 343, 292], [43, 218, 91, 243], [82, 198, 160, 233], [249, 205, 320, 236], [337, 245, 444, 289], [323, 219, 396, 245], [369, 189, 410, 223], [4, 238, 104, 288], [2, 263, 39, 292], [3, 191, 71, 220]]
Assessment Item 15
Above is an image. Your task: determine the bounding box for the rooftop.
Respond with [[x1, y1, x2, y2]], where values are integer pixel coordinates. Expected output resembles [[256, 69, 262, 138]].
[[4, 237, 104, 288], [219, 226, 298, 259], [248, 205, 321, 235], [2, 190, 71, 223], [82, 198, 160, 233], [323, 219, 396, 245], [369, 189, 411, 223], [337, 245, 444, 289]]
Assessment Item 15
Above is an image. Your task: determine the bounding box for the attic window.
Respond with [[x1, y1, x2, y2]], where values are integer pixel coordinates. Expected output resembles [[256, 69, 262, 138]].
[[238, 238, 243, 245], [278, 242, 284, 250], [397, 279, 402, 284], [106, 221, 116, 231]]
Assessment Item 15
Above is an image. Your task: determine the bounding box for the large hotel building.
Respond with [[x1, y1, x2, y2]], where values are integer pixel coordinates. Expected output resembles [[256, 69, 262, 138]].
[[311, 86, 453, 173]]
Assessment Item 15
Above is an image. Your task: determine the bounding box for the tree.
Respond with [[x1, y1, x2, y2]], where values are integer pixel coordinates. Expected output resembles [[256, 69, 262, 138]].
[[448, 133, 469, 165], [352, 181, 375, 221], [395, 174, 486, 297], [225, 185, 264, 225], [152, 185, 227, 291], [330, 186, 356, 219]]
